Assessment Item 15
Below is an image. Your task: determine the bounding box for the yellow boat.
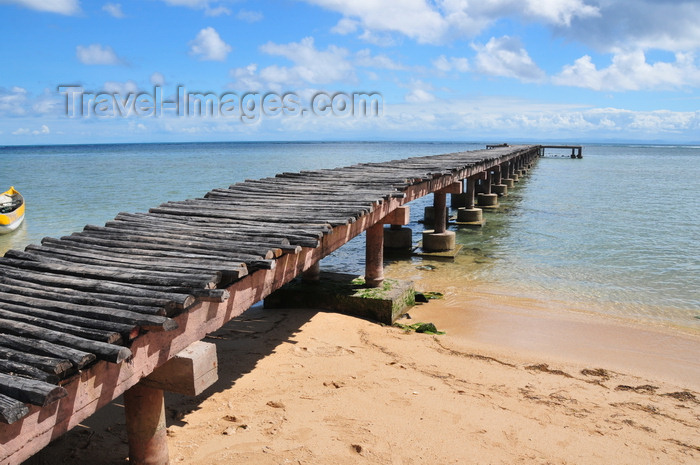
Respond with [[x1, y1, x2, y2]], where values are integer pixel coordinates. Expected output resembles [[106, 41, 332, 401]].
[[0, 186, 25, 234]]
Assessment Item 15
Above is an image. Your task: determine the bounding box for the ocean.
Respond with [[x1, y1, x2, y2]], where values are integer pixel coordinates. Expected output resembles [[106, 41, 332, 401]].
[[1, 142, 698, 330]]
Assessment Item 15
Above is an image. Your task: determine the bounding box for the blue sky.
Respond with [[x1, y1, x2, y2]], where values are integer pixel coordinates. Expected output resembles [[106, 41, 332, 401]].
[[1, 0, 699, 145]]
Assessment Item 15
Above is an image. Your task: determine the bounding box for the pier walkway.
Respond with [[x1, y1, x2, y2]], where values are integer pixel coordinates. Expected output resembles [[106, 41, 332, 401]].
[[0, 144, 540, 463]]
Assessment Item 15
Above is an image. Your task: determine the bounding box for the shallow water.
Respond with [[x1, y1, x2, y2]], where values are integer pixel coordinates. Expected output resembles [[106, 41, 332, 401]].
[[1, 142, 698, 329]]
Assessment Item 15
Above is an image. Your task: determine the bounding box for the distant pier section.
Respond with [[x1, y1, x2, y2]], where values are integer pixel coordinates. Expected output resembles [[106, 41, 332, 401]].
[[538, 145, 583, 158]]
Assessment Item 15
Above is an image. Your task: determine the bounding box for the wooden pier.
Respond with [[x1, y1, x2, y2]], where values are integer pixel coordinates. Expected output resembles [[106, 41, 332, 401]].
[[538, 145, 583, 158], [0, 144, 542, 464]]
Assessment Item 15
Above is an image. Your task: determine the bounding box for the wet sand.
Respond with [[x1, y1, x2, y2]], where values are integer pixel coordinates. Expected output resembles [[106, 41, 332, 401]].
[[24, 263, 700, 464]]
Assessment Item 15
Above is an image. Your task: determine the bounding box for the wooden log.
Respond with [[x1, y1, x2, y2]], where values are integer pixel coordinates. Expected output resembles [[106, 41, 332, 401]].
[[0, 359, 60, 384], [0, 394, 29, 424], [0, 275, 167, 316], [73, 229, 283, 259], [1, 252, 219, 289], [148, 205, 354, 227], [41, 237, 255, 273], [25, 244, 250, 281], [0, 265, 194, 313], [0, 373, 67, 407], [54, 234, 269, 264], [0, 291, 176, 333], [0, 305, 124, 344], [0, 334, 95, 369], [0, 319, 131, 363], [86, 224, 303, 255], [0, 344, 80, 376]]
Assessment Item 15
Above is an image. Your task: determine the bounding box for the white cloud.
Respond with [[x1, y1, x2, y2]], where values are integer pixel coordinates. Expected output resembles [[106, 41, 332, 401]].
[[158, 0, 232, 17], [0, 0, 80, 15], [355, 49, 406, 70], [230, 64, 263, 91], [522, 0, 599, 26], [102, 3, 124, 18], [303, 0, 448, 44], [553, 50, 700, 91], [205, 5, 230, 16], [433, 54, 469, 72], [12, 124, 49, 136], [472, 36, 544, 82], [304, 0, 600, 45], [76, 44, 123, 65], [189, 27, 231, 61], [150, 72, 166, 86], [331, 18, 359, 35], [550, 1, 700, 52], [404, 80, 435, 103], [236, 9, 262, 22], [257, 37, 355, 85]]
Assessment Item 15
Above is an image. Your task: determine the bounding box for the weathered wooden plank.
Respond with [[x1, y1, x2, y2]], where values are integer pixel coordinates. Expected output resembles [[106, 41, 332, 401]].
[[0, 346, 71, 376], [0, 275, 167, 316], [0, 319, 131, 363], [0, 358, 60, 384], [0, 334, 95, 369], [25, 243, 250, 280], [55, 234, 268, 264], [2, 251, 219, 289], [0, 394, 29, 424], [0, 373, 67, 407], [0, 265, 194, 312], [0, 306, 124, 344], [148, 205, 355, 226], [75, 228, 284, 258], [0, 290, 176, 333]]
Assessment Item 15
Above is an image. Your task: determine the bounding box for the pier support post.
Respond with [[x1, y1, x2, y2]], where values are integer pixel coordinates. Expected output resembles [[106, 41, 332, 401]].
[[302, 261, 321, 282], [477, 169, 499, 208], [383, 206, 412, 250], [365, 222, 384, 288], [124, 383, 169, 465], [423, 183, 459, 252], [457, 174, 484, 225], [492, 165, 508, 196], [450, 179, 470, 208]]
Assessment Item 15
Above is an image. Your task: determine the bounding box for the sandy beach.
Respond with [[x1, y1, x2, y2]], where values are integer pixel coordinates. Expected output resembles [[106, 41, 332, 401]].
[[25, 264, 699, 465]]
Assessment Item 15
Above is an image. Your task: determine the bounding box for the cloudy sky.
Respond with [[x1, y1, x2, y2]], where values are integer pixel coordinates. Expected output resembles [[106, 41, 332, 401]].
[[1, 0, 699, 145]]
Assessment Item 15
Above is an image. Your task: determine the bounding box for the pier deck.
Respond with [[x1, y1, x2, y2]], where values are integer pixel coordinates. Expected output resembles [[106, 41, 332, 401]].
[[0, 144, 540, 463]]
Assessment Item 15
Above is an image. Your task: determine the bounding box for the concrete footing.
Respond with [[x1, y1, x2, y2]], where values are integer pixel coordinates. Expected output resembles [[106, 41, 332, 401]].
[[503, 178, 515, 188], [264, 272, 415, 324], [477, 193, 499, 208], [492, 184, 508, 196], [456, 207, 484, 226], [421, 230, 456, 252], [384, 226, 412, 250]]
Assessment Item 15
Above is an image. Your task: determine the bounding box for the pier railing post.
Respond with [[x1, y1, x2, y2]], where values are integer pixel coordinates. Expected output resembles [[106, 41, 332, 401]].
[[124, 382, 169, 465], [365, 222, 384, 288]]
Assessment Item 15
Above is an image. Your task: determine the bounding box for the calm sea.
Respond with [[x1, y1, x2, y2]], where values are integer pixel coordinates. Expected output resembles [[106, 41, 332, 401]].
[[1, 142, 698, 329]]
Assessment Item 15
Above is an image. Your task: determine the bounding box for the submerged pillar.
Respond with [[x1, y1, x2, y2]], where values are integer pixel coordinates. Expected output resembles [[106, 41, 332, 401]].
[[457, 174, 484, 225], [124, 383, 169, 465], [423, 183, 459, 251], [365, 222, 384, 287], [383, 206, 412, 250], [477, 169, 499, 208]]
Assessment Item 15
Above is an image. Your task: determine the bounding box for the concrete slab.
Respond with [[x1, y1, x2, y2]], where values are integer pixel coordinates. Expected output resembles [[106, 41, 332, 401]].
[[264, 272, 415, 324]]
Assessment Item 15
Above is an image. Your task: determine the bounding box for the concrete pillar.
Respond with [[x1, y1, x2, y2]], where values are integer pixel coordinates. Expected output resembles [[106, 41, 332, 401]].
[[365, 222, 384, 288], [502, 162, 515, 188], [384, 225, 412, 250], [457, 178, 484, 223], [302, 261, 321, 282], [423, 184, 459, 252], [433, 191, 447, 234], [124, 383, 169, 465]]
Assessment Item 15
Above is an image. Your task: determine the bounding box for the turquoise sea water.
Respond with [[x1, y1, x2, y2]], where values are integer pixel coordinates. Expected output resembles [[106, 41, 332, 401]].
[[1, 142, 698, 329]]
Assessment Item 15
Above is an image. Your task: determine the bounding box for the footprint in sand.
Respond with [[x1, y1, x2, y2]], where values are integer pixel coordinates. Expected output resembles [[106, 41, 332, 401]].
[[293, 344, 356, 357]]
